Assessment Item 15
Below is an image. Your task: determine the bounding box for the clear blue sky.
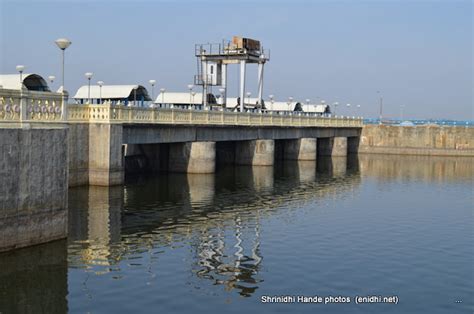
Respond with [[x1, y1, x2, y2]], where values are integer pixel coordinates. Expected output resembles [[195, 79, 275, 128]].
[[1, 0, 472, 119]]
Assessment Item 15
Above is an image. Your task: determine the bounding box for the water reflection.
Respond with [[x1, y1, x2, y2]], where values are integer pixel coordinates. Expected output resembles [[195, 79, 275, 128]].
[[67, 158, 363, 297], [359, 154, 474, 182], [0, 240, 67, 313]]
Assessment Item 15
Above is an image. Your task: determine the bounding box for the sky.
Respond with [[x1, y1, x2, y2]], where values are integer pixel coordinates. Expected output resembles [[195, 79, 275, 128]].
[[0, 0, 472, 120]]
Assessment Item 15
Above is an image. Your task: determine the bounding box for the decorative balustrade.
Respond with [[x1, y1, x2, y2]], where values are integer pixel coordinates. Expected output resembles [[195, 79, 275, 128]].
[[0, 88, 65, 123], [0, 89, 362, 127], [67, 104, 363, 127]]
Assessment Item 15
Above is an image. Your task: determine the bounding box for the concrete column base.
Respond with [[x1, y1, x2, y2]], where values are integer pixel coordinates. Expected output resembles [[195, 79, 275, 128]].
[[88, 123, 124, 186], [169, 141, 216, 173], [235, 139, 274, 166], [318, 137, 348, 157], [283, 138, 317, 160]]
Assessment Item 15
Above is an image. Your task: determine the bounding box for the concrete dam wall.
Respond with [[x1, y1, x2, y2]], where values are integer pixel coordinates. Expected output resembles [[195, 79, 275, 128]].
[[0, 126, 68, 252], [359, 125, 474, 157]]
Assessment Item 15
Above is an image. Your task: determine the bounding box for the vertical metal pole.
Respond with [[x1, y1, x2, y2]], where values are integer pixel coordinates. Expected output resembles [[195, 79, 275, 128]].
[[99, 86, 102, 104], [240, 60, 246, 112], [222, 63, 227, 107], [257, 62, 264, 105], [379, 95, 383, 124], [87, 78, 91, 104], [61, 49, 67, 120]]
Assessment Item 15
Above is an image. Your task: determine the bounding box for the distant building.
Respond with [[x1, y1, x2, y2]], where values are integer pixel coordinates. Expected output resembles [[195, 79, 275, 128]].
[[0, 73, 51, 92], [154, 92, 217, 109], [73, 85, 151, 106]]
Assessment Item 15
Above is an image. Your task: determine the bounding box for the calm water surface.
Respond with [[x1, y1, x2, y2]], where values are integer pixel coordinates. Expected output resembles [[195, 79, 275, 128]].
[[1, 155, 473, 313]]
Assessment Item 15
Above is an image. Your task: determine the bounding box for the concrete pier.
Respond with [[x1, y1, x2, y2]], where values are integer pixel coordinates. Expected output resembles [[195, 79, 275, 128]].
[[318, 137, 348, 157], [169, 141, 216, 173], [0, 127, 68, 252], [235, 139, 275, 166], [283, 138, 317, 160], [88, 124, 124, 186]]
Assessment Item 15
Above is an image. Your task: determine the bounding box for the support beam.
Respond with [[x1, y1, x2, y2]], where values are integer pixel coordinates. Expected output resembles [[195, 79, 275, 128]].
[[283, 138, 317, 160], [257, 62, 264, 106], [169, 141, 216, 173], [221, 63, 227, 107], [318, 137, 348, 157], [239, 60, 246, 112], [235, 139, 274, 166]]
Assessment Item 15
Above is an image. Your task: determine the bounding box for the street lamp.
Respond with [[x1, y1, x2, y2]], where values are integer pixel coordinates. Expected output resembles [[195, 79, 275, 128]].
[[149, 79, 156, 101], [357, 104, 361, 117], [246, 91, 251, 108], [84, 72, 93, 104], [16, 65, 25, 87], [332, 102, 339, 116], [97, 80, 104, 104], [55, 38, 71, 119], [377, 90, 383, 124], [188, 84, 194, 107], [269, 94, 274, 112], [191, 91, 196, 108], [160, 88, 166, 107], [346, 103, 351, 117], [48, 75, 55, 87], [54, 38, 72, 92], [287, 96, 294, 113]]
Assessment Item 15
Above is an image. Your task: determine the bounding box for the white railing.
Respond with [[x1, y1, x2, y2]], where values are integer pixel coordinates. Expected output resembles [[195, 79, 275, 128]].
[[67, 103, 363, 128], [0, 88, 65, 123]]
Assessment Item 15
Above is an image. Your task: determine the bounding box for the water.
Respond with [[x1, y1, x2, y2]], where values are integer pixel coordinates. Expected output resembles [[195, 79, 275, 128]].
[[1, 155, 472, 313]]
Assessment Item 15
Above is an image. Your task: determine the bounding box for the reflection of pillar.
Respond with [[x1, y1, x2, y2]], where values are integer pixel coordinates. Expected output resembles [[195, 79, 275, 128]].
[[84, 186, 123, 265], [235, 140, 274, 166], [239, 60, 246, 112], [252, 166, 274, 192], [187, 173, 215, 207], [257, 62, 264, 105], [283, 138, 317, 160], [297, 160, 316, 183], [169, 141, 216, 173]]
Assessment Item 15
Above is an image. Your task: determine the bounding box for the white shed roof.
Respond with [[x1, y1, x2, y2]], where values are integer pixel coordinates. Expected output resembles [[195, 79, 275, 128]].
[[0, 73, 50, 91], [301, 104, 330, 113], [265, 101, 301, 111], [73, 85, 151, 100], [154, 92, 204, 105]]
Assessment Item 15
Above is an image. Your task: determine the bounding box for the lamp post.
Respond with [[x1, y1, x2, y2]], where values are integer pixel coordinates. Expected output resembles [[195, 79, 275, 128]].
[[55, 38, 71, 120], [191, 91, 196, 109], [288, 96, 293, 114], [346, 103, 351, 117], [160, 88, 166, 108], [269, 94, 274, 112], [357, 104, 361, 117], [246, 92, 251, 109], [332, 102, 339, 116], [188, 84, 194, 107], [149, 80, 156, 101], [16, 65, 25, 87], [97, 80, 104, 104], [84, 72, 93, 104], [377, 90, 383, 124], [48, 75, 55, 90]]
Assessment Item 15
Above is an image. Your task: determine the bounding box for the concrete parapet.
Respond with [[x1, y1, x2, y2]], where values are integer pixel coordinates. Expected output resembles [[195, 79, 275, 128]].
[[283, 138, 317, 160], [0, 127, 68, 251], [235, 139, 275, 166], [169, 141, 216, 173], [318, 137, 348, 157]]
